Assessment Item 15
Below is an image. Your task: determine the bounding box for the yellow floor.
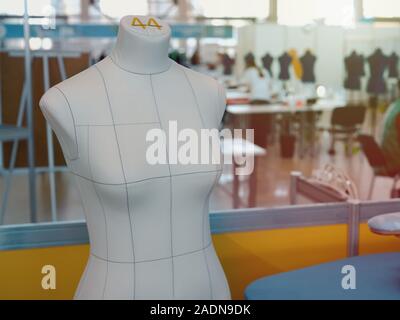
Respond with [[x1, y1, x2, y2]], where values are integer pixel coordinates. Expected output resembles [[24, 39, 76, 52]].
[[0, 223, 398, 300]]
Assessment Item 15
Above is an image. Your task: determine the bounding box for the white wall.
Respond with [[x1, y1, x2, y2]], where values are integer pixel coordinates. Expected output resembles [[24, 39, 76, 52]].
[[236, 23, 400, 89]]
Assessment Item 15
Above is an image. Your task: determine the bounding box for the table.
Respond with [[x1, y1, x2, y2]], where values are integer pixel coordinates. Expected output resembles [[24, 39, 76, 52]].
[[221, 138, 267, 208], [226, 98, 346, 115], [226, 97, 346, 157], [245, 252, 400, 300]]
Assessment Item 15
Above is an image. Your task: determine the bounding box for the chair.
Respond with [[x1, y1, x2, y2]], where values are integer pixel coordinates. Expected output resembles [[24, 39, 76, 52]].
[[327, 105, 366, 156], [358, 134, 400, 199]]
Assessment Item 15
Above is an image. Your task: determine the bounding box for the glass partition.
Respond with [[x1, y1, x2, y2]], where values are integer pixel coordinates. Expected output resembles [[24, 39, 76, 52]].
[[0, 0, 398, 228]]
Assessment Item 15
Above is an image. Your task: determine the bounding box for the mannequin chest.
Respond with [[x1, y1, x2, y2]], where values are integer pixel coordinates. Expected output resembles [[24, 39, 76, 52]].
[[65, 59, 222, 185]]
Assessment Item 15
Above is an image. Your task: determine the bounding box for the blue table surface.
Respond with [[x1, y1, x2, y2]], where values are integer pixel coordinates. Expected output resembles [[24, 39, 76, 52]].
[[245, 252, 400, 300]]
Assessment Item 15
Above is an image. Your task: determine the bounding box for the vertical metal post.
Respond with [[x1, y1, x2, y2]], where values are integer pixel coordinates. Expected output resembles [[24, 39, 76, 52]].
[[268, 0, 278, 23], [57, 56, 67, 81], [177, 0, 189, 52], [347, 200, 360, 257], [354, 0, 364, 23], [0, 82, 28, 224], [80, 0, 90, 21], [290, 171, 301, 205], [0, 51, 3, 170], [23, 0, 37, 223], [42, 55, 57, 222]]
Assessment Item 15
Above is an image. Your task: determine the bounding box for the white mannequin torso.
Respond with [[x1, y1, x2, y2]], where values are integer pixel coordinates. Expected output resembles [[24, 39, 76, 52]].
[[39, 15, 230, 300]]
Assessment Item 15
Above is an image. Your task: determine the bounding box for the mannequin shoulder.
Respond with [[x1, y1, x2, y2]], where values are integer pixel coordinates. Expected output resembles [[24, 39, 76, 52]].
[[40, 62, 99, 109], [40, 64, 97, 160], [39, 85, 79, 160], [179, 65, 226, 126], [49, 61, 107, 99], [41, 58, 115, 124], [180, 64, 221, 93], [39, 84, 73, 120]]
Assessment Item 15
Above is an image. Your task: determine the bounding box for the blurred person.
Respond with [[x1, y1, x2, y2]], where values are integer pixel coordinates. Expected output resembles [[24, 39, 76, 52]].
[[242, 53, 271, 104], [380, 80, 400, 175], [241, 53, 272, 147]]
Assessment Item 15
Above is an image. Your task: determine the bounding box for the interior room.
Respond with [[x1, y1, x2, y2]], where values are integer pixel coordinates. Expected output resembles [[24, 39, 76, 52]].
[[0, 0, 400, 301]]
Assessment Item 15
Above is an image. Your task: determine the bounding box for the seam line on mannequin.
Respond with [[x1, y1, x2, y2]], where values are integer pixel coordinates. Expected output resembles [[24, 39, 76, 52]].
[[149, 73, 175, 299], [109, 55, 174, 75], [95, 64, 136, 299], [53, 86, 80, 159], [168, 164, 174, 299], [203, 171, 220, 299], [181, 68, 207, 128], [90, 242, 212, 264], [87, 126, 109, 300], [75, 122, 161, 127], [215, 84, 223, 126], [41, 104, 72, 161], [70, 169, 223, 186]]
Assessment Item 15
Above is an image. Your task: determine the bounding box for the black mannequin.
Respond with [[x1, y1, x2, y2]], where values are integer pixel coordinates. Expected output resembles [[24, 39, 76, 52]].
[[388, 52, 399, 79], [222, 53, 235, 75], [278, 52, 292, 81], [300, 50, 317, 83], [344, 51, 365, 90], [262, 53, 274, 77], [367, 48, 388, 95]]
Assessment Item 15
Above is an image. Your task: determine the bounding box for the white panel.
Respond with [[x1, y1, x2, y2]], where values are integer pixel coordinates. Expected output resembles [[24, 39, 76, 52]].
[[235, 24, 256, 76], [345, 25, 375, 56], [316, 26, 345, 87], [254, 24, 286, 78], [287, 26, 317, 55]]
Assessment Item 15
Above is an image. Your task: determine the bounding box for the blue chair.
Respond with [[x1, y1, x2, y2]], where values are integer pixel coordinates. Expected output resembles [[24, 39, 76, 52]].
[[245, 213, 400, 300], [245, 252, 400, 300]]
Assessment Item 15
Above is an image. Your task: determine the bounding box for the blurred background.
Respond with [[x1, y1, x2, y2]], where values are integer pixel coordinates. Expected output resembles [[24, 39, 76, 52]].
[[1, 0, 400, 225]]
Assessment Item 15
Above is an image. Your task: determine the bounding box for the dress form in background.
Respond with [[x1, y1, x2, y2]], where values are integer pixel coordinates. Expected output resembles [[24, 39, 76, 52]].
[[344, 51, 365, 91], [367, 48, 388, 95], [262, 53, 274, 77], [387, 52, 399, 100], [344, 51, 365, 104], [388, 52, 399, 79], [222, 53, 235, 75], [39, 15, 231, 300], [278, 52, 292, 81], [300, 50, 316, 83]]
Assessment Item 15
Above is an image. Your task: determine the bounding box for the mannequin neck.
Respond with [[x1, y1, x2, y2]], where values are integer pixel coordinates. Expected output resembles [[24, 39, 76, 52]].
[[110, 15, 172, 74]]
